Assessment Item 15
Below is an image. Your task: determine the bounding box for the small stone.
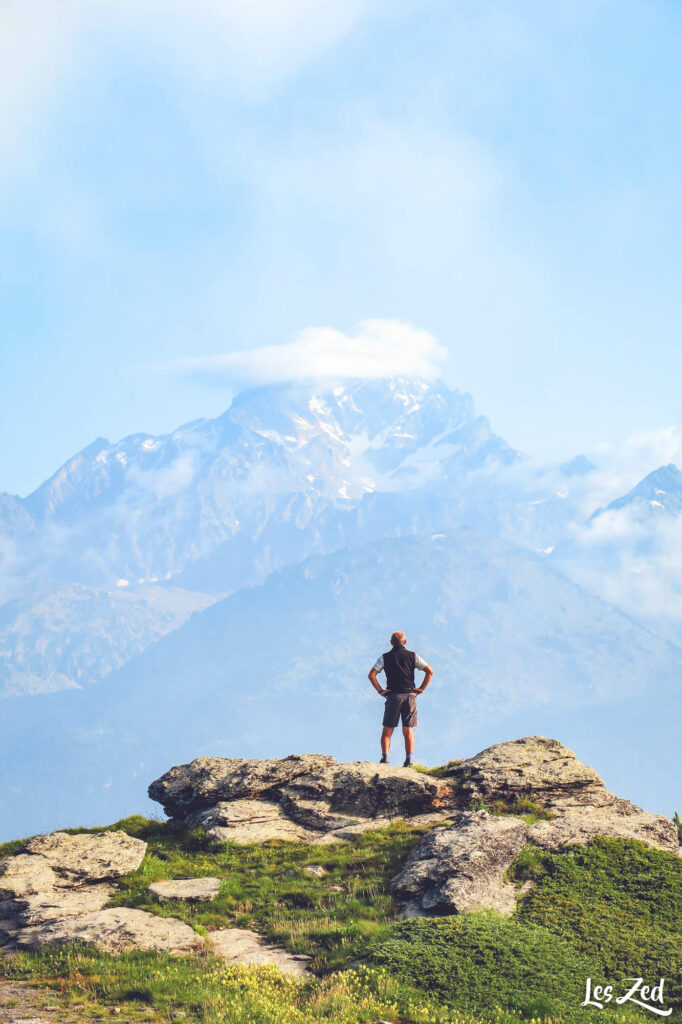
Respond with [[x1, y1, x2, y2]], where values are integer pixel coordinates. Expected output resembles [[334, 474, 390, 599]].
[[148, 877, 221, 902], [303, 865, 327, 878]]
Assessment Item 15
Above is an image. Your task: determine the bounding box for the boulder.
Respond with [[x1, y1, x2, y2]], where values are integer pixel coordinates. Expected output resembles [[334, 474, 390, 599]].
[[446, 736, 677, 854], [148, 755, 337, 818], [22, 831, 146, 884], [17, 907, 205, 955], [148, 878, 221, 902], [0, 856, 60, 900], [8, 884, 112, 926], [0, 829, 206, 958], [528, 804, 679, 854], [446, 735, 617, 810], [185, 799, 317, 843], [149, 756, 451, 844], [391, 811, 529, 917], [278, 762, 443, 829], [208, 927, 311, 976]]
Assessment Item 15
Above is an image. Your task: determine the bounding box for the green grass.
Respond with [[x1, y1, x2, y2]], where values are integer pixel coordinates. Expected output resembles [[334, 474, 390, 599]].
[[361, 912, 613, 1022], [411, 760, 462, 778], [3, 815, 682, 1023], [71, 815, 431, 973], [2, 945, 541, 1024], [510, 837, 682, 1013]]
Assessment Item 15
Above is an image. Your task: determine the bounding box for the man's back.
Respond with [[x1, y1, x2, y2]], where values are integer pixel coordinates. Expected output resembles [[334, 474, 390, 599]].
[[382, 646, 417, 693]]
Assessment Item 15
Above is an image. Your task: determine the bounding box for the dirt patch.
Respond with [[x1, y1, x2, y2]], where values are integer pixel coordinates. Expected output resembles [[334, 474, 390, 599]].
[[0, 980, 158, 1024]]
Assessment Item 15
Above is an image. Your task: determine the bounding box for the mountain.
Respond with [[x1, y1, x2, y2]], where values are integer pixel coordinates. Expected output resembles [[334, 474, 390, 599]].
[[1, 378, 584, 696], [2, 527, 679, 840], [550, 462, 682, 646], [0, 584, 212, 696], [11, 378, 518, 588], [591, 463, 682, 519]]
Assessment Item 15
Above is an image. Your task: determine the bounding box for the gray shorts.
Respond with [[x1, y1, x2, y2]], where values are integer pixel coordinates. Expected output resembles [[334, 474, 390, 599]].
[[382, 691, 418, 728]]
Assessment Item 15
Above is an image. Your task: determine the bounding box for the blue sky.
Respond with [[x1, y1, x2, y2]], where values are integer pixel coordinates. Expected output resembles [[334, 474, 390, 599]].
[[3, 0, 682, 496]]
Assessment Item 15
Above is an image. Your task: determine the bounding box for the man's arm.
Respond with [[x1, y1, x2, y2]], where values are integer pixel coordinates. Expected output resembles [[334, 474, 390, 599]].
[[368, 667, 388, 697], [415, 662, 433, 695]]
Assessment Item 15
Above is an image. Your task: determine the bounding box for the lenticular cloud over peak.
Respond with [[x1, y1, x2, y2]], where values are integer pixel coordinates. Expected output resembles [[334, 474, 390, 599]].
[[165, 319, 448, 387]]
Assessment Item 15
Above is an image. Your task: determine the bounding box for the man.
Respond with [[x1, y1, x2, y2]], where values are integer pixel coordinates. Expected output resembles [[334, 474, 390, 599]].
[[368, 631, 433, 767]]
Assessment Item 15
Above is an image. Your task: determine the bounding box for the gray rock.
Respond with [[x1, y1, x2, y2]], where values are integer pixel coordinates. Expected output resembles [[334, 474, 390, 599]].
[[9, 884, 112, 926], [446, 736, 678, 854], [447, 736, 611, 810], [0, 857, 59, 900], [149, 754, 337, 818], [208, 927, 311, 976], [17, 907, 204, 955], [148, 878, 221, 902], [21, 831, 146, 885], [529, 805, 679, 854], [278, 762, 443, 829], [0, 829, 207, 959], [302, 865, 327, 878], [391, 811, 529, 917], [150, 755, 448, 845], [186, 799, 317, 843]]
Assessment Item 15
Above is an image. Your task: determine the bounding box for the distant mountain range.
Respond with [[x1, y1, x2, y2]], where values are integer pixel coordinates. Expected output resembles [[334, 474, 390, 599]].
[[0, 377, 564, 697], [1, 377, 681, 839]]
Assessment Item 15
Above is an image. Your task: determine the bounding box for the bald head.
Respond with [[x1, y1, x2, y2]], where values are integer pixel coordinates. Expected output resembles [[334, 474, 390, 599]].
[[390, 631, 406, 648]]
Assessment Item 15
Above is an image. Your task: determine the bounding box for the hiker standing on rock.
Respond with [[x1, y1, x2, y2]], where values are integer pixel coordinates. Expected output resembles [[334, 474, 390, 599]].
[[368, 631, 433, 767]]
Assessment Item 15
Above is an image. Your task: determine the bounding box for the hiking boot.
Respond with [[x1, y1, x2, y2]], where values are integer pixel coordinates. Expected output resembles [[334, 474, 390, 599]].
[[379, 754, 388, 764], [403, 756, 413, 767]]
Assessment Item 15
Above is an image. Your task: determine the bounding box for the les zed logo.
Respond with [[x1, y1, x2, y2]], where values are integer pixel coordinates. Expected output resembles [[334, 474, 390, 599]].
[[582, 978, 671, 1017]]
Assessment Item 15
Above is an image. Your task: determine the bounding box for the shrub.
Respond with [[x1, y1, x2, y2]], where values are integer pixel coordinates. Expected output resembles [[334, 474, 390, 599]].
[[361, 912, 602, 1020]]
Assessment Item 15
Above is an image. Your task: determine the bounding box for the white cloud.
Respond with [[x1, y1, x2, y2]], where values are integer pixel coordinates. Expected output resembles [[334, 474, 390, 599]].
[[126, 454, 197, 500], [162, 319, 448, 387]]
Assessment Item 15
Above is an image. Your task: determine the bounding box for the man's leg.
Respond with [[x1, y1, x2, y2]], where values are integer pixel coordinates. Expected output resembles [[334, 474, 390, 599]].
[[401, 695, 417, 766], [381, 726, 394, 756]]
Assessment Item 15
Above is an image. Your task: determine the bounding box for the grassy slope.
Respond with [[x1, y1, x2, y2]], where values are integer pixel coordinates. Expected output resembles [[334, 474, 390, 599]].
[[2, 810, 681, 1024]]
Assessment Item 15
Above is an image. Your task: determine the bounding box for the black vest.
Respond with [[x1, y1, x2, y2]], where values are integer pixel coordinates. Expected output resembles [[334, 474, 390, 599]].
[[383, 646, 416, 693]]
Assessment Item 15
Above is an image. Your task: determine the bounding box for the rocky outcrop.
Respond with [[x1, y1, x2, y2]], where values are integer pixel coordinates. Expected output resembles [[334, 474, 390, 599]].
[[0, 832, 146, 901], [150, 756, 450, 843], [0, 831, 204, 956], [392, 811, 529, 917], [149, 739, 678, 857], [446, 736, 614, 809], [445, 736, 678, 854], [389, 737, 679, 918], [0, 831, 309, 970], [527, 804, 677, 853], [148, 754, 338, 819], [2, 736, 677, 957]]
